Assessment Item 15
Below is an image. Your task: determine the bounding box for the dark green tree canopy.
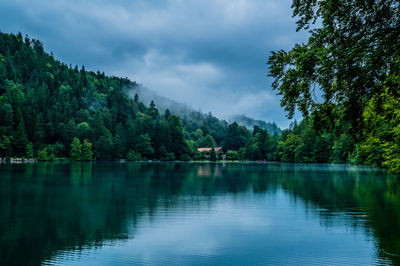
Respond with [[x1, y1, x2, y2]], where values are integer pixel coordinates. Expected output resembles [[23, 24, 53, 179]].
[[0, 31, 245, 161], [268, 0, 400, 130]]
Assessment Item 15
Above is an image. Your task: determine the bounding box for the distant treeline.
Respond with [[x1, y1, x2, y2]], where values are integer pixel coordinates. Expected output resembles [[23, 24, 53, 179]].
[[230, 114, 281, 135]]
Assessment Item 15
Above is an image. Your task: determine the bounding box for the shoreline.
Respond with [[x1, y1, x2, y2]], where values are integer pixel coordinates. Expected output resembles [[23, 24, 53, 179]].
[[0, 158, 387, 171]]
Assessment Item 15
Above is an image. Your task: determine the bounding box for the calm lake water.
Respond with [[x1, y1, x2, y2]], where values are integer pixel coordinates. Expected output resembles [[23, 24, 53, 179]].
[[0, 162, 399, 265]]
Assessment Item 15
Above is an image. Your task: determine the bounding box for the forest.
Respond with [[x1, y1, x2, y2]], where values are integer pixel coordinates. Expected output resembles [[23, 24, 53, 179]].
[[267, 0, 400, 174], [1, 0, 400, 177], [0, 31, 272, 162]]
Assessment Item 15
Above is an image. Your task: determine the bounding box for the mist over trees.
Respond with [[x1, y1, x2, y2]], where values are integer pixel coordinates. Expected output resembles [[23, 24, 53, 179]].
[[0, 32, 209, 161], [229, 115, 281, 135], [0, 31, 277, 161]]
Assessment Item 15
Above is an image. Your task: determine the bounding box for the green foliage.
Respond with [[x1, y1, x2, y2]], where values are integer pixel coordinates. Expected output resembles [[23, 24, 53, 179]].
[[26, 142, 34, 158], [2, 30, 397, 173], [278, 133, 297, 163], [0, 32, 204, 161], [157, 145, 169, 161], [0, 135, 12, 157], [263, 0, 400, 174], [38, 147, 48, 161], [95, 136, 111, 160], [13, 108, 28, 156], [44, 144, 56, 161], [273, 119, 342, 164], [33, 113, 45, 150], [330, 134, 352, 164], [199, 134, 216, 148], [268, 0, 400, 134], [47, 143, 65, 158], [180, 154, 191, 161], [224, 122, 250, 150], [167, 115, 188, 158], [241, 128, 278, 161], [111, 134, 125, 159], [209, 148, 217, 161], [185, 140, 198, 159], [146, 100, 159, 119], [136, 134, 154, 160], [76, 122, 94, 142], [70, 137, 82, 161], [226, 150, 240, 160], [231, 115, 281, 135], [238, 147, 246, 160], [353, 61, 400, 174], [1, 32, 276, 162], [0, 101, 13, 136], [314, 133, 333, 163], [81, 140, 93, 161], [127, 150, 142, 161]]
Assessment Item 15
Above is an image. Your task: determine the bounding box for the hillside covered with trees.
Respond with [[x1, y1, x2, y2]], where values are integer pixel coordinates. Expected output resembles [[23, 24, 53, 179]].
[[0, 31, 271, 161]]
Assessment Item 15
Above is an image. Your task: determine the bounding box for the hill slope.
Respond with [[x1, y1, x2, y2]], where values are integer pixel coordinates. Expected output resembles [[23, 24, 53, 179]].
[[0, 32, 273, 160]]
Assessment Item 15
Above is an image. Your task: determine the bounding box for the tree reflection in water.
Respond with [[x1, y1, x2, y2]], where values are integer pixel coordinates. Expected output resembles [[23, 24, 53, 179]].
[[0, 162, 398, 265]]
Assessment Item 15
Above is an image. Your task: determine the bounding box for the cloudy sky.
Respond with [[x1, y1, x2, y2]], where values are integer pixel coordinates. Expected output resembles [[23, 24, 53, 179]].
[[0, 0, 307, 128]]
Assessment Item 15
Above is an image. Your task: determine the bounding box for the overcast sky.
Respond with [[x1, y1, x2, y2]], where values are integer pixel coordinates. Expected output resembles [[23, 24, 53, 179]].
[[0, 0, 307, 128]]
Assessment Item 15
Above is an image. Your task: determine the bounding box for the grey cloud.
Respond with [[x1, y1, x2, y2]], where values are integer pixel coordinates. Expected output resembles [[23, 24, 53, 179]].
[[0, 0, 306, 128]]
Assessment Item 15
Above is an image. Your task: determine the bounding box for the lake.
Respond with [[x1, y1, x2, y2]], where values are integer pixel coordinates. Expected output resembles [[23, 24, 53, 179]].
[[0, 162, 399, 265]]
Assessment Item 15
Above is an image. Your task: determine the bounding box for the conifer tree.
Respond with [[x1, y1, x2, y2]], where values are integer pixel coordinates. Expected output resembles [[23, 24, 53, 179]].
[[26, 142, 34, 158], [33, 113, 45, 150], [13, 109, 28, 156]]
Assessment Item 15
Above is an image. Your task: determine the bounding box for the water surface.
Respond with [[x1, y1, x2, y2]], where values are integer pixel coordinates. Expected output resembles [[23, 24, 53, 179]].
[[0, 162, 399, 265]]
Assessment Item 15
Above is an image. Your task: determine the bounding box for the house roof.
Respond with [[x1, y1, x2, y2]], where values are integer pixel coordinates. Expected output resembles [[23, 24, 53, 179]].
[[198, 147, 223, 152]]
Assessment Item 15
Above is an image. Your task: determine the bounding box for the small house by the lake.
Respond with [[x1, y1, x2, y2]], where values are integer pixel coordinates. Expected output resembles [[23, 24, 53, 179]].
[[197, 147, 224, 153], [197, 147, 226, 160]]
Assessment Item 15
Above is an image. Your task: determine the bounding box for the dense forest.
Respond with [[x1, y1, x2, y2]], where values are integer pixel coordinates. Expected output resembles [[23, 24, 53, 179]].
[[0, 31, 271, 162], [1, 0, 400, 178], [267, 0, 400, 174]]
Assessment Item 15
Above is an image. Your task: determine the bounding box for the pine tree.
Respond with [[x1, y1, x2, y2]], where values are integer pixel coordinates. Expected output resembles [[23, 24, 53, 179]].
[[13, 109, 28, 156], [5, 51, 16, 81], [164, 109, 171, 119], [80, 65, 88, 88], [33, 113, 45, 150], [0, 136, 12, 157], [147, 100, 159, 119], [26, 142, 34, 158], [0, 57, 7, 92], [0, 103, 13, 136]]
